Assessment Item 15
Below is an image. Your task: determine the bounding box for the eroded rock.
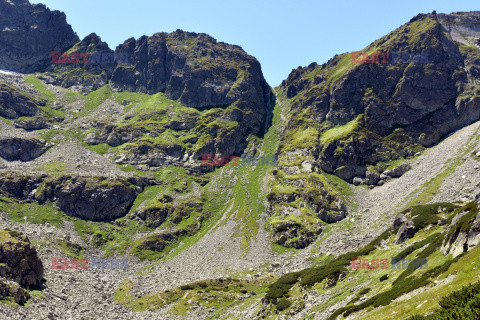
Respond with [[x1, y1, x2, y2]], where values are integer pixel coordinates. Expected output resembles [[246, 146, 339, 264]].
[[0, 229, 44, 288], [0, 137, 50, 161]]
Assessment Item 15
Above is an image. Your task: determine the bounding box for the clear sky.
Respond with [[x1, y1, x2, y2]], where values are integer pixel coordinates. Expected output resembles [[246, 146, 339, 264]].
[[31, 0, 479, 86]]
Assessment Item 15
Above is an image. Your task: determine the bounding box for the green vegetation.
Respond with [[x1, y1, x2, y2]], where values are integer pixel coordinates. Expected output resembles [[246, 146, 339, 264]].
[[114, 276, 273, 315], [265, 229, 391, 304], [0, 198, 64, 227], [25, 75, 56, 102], [407, 281, 480, 319], [71, 217, 150, 256]]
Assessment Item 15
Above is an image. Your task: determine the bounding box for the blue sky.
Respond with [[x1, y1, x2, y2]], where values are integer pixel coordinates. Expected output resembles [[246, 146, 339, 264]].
[[32, 0, 479, 86]]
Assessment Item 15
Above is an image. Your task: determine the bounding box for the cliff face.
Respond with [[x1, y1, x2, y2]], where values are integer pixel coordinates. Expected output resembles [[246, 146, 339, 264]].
[[0, 0, 79, 73], [437, 11, 480, 46], [111, 30, 272, 111], [278, 12, 480, 182], [46, 29, 274, 125]]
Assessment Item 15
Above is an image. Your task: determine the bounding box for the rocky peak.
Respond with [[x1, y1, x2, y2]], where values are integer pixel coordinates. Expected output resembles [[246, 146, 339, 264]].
[[109, 29, 273, 111], [278, 12, 480, 181], [0, 0, 79, 73]]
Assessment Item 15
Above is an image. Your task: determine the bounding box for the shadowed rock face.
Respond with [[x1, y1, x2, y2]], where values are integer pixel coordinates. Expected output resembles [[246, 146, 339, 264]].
[[0, 137, 49, 161], [0, 0, 79, 73], [44, 29, 274, 120], [0, 173, 151, 221]]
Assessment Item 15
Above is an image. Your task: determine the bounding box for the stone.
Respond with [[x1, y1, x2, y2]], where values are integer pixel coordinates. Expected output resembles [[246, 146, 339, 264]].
[[395, 220, 418, 244], [392, 163, 411, 178], [353, 177, 364, 186], [365, 170, 380, 185], [392, 213, 407, 232], [0, 229, 44, 288], [13, 117, 49, 131]]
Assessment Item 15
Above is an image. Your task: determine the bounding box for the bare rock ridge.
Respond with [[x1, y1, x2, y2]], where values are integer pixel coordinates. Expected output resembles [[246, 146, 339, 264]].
[[48, 29, 275, 134], [110, 30, 273, 111], [0, 0, 79, 73], [0, 0, 274, 127]]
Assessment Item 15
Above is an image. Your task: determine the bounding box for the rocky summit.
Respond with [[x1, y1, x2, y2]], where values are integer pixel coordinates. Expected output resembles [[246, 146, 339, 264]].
[[1, 0, 480, 319]]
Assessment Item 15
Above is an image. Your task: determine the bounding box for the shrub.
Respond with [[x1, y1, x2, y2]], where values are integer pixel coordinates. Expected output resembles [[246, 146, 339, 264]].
[[358, 288, 371, 296], [180, 284, 194, 290], [406, 280, 480, 319], [276, 298, 292, 311]]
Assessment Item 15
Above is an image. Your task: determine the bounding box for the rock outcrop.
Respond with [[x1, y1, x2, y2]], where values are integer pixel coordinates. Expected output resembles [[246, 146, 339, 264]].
[[0, 0, 79, 73], [13, 116, 49, 131], [44, 33, 113, 92], [0, 229, 44, 288], [441, 202, 480, 258], [0, 280, 30, 305], [0, 172, 149, 221], [0, 82, 40, 118], [0, 137, 50, 161], [37, 176, 139, 221], [110, 30, 273, 112], [395, 219, 418, 244]]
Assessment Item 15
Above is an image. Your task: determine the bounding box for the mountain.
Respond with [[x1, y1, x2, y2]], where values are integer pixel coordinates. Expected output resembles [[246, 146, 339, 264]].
[[266, 11, 480, 250], [0, 0, 79, 73], [1, 1, 480, 319]]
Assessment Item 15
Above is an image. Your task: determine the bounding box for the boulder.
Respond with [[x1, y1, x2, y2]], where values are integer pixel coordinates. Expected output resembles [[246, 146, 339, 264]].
[[391, 213, 407, 232], [395, 219, 418, 244], [352, 177, 364, 186], [0, 229, 44, 288], [365, 170, 380, 185], [383, 170, 393, 177], [392, 163, 411, 178], [0, 138, 50, 161], [13, 117, 49, 131]]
